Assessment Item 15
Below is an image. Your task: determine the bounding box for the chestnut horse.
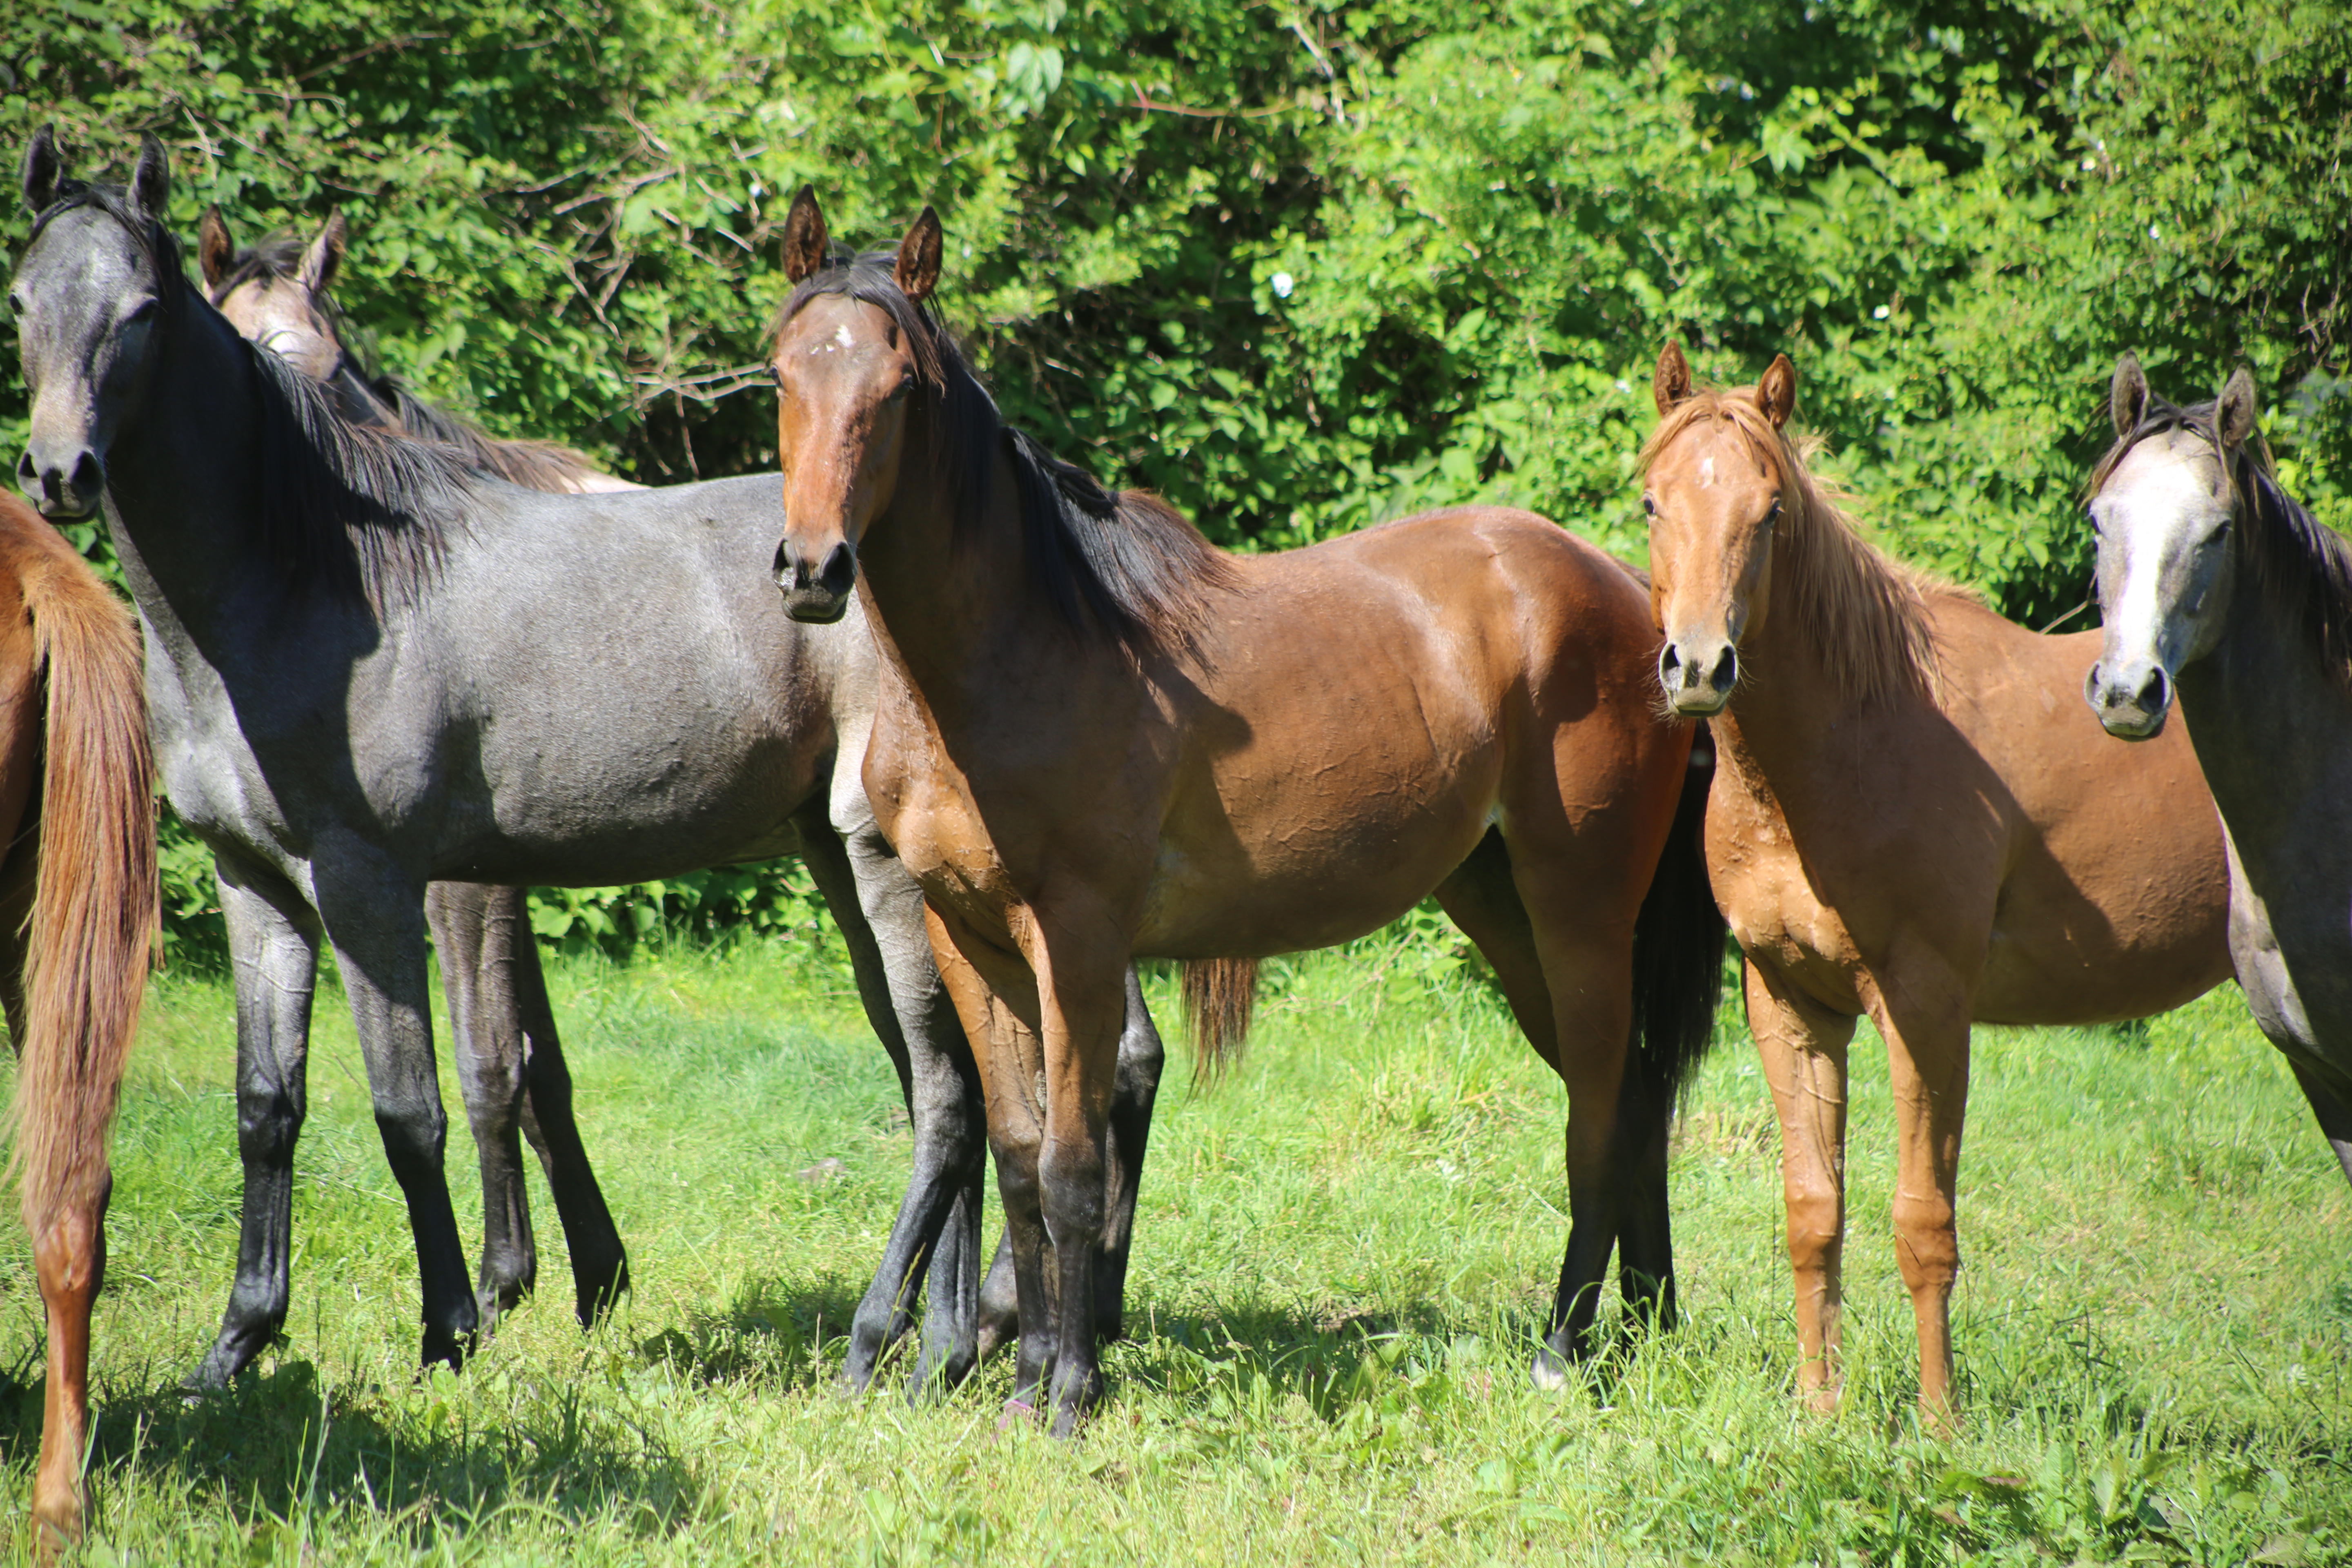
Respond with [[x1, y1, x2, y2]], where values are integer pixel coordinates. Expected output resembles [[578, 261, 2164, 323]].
[[0, 494, 155, 1544], [765, 191, 1724, 1435], [1640, 342, 2233, 1423]]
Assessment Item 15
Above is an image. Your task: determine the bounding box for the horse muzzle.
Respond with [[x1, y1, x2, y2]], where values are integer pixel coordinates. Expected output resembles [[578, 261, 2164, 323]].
[[2084, 657, 2172, 740], [773, 535, 857, 624], [1657, 635, 1739, 717], [15, 443, 104, 521]]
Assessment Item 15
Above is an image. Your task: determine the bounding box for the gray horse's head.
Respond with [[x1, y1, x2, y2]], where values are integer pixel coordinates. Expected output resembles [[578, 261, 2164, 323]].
[[2083, 354, 2257, 739], [10, 127, 179, 521]]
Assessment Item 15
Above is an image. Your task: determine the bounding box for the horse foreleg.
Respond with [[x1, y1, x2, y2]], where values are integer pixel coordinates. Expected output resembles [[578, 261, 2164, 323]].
[[1611, 1054, 1678, 1339], [1866, 955, 1971, 1433], [189, 851, 321, 1390], [315, 850, 477, 1372], [927, 905, 1060, 1414], [1747, 957, 1857, 1414], [428, 883, 538, 1328]]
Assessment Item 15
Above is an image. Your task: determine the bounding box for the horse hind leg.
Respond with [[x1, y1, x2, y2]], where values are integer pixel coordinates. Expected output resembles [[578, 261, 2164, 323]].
[[493, 891, 630, 1325], [430, 882, 539, 1327], [1434, 831, 1658, 1385], [1092, 965, 1167, 1344], [0, 833, 102, 1546], [2287, 1062, 2352, 1189]]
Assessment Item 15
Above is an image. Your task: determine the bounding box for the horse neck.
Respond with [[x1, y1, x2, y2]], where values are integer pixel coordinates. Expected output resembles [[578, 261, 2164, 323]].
[[101, 303, 291, 635], [1706, 581, 1886, 802], [2178, 532, 2352, 824], [853, 433, 1066, 728]]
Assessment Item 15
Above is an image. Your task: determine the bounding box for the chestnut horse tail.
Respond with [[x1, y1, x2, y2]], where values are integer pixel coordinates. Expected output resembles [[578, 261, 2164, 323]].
[[8, 529, 156, 1238], [1628, 723, 1726, 1104], [1181, 957, 1258, 1084]]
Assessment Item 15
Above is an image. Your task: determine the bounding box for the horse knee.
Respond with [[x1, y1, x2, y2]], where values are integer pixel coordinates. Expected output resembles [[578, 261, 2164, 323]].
[[32, 1201, 104, 1310], [373, 1097, 450, 1182], [1784, 1190, 1842, 1275], [237, 1090, 305, 1166], [1890, 1192, 1958, 1292], [1037, 1140, 1106, 1238]]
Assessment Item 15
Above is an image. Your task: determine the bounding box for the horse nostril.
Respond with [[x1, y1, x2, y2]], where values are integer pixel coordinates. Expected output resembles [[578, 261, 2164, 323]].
[[1657, 646, 1683, 690], [13, 452, 33, 490], [69, 451, 101, 497], [817, 541, 856, 597], [1707, 645, 1738, 694], [771, 538, 793, 580], [2137, 665, 2169, 715]]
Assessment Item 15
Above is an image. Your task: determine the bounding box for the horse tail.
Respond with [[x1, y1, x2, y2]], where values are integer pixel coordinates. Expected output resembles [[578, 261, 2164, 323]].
[[1181, 957, 1258, 1085], [1628, 722, 1726, 1105], [8, 526, 156, 1238]]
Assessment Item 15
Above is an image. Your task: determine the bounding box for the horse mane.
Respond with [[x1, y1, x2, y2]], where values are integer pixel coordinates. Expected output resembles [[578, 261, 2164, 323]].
[[1640, 386, 1951, 709], [247, 345, 477, 610], [2095, 401, 2352, 689], [209, 230, 610, 493], [775, 248, 1238, 659], [31, 180, 474, 611]]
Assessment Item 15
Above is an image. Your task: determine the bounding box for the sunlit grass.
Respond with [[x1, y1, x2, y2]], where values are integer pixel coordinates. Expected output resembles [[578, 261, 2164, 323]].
[[0, 934, 2343, 1563]]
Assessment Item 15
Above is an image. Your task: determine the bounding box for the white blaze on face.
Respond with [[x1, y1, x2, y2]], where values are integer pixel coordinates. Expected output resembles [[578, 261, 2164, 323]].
[[2101, 435, 2224, 662], [834, 323, 855, 350], [1698, 455, 1717, 488]]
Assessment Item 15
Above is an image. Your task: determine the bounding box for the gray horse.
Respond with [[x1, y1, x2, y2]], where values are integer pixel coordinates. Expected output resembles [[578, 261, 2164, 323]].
[[2085, 353, 2352, 1185], [9, 129, 1163, 1392]]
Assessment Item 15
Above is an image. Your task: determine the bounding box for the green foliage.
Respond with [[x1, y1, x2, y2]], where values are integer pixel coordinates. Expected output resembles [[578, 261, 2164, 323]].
[[3, 0, 2347, 951]]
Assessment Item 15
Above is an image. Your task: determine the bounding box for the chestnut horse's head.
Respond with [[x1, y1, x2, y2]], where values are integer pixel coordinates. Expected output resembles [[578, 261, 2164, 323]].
[[766, 188, 945, 624], [1639, 342, 1797, 717], [199, 206, 350, 385]]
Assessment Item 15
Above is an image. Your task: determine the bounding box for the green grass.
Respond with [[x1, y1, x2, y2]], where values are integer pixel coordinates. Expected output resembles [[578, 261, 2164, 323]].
[[0, 935, 2343, 1564]]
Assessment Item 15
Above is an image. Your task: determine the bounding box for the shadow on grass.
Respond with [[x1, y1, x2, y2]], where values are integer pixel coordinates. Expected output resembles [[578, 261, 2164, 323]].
[[640, 1278, 870, 1393], [0, 1354, 704, 1543]]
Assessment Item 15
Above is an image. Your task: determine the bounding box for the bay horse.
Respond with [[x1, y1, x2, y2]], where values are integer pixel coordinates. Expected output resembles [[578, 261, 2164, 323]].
[[765, 190, 1724, 1435], [2086, 355, 2352, 1183], [1640, 342, 2234, 1424], [8, 129, 1161, 1399], [0, 494, 154, 1546]]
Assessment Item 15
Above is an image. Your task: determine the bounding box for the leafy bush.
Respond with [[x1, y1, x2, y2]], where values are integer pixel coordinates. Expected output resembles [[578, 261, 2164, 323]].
[[3, 0, 2345, 957]]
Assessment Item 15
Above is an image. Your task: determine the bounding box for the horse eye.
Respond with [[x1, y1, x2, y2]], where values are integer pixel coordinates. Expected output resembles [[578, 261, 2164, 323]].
[[1762, 499, 1782, 528], [123, 298, 158, 326], [1641, 494, 1656, 516]]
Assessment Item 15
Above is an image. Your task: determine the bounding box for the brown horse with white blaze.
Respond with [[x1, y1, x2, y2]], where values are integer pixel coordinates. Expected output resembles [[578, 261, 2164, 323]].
[[1640, 342, 2232, 1424], [764, 190, 1724, 1436], [0, 494, 155, 1546]]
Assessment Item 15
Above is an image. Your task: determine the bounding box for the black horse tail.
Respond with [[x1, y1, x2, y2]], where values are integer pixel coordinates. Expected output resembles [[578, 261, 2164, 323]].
[[1181, 957, 1258, 1085], [1629, 722, 1726, 1103]]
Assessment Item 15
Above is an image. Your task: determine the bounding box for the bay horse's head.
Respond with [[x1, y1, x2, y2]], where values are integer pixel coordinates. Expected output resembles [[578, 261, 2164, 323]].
[[199, 206, 349, 386], [764, 187, 945, 624], [1639, 342, 1797, 717], [2083, 355, 2256, 739], [10, 127, 180, 521]]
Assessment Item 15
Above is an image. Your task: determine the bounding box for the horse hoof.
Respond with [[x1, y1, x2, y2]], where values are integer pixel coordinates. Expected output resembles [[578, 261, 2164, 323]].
[[1529, 1352, 1569, 1393], [996, 1398, 1039, 1434]]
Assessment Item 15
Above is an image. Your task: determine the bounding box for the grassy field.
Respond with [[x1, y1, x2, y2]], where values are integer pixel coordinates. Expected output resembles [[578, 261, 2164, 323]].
[[0, 930, 2343, 1564]]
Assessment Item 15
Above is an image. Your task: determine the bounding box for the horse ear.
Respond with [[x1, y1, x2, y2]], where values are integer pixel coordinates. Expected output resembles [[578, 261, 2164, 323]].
[[1653, 341, 1694, 416], [1757, 353, 1797, 429], [129, 133, 169, 220], [2110, 352, 2150, 438], [895, 207, 943, 305], [300, 208, 347, 296], [781, 186, 829, 284], [21, 124, 64, 215], [198, 206, 234, 289], [2216, 366, 2260, 450]]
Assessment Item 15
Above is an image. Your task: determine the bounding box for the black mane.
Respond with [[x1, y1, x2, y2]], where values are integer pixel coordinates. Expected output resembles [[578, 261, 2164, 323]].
[[2096, 398, 2352, 687], [775, 248, 1236, 659], [31, 182, 476, 611]]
